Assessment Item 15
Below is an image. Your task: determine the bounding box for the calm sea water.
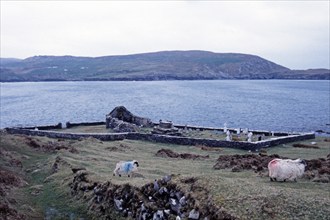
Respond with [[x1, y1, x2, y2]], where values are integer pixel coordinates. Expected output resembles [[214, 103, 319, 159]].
[[1, 80, 329, 133]]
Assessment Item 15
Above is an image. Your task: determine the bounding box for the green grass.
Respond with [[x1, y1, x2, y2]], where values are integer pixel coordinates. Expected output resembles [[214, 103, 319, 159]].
[[0, 132, 91, 219], [1, 131, 329, 219]]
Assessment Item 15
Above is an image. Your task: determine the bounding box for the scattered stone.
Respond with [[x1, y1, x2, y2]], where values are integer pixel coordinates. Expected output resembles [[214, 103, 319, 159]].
[[170, 198, 181, 214], [188, 208, 200, 219], [153, 210, 164, 220], [113, 120, 140, 132], [179, 196, 186, 206], [162, 175, 172, 183], [153, 180, 160, 191], [71, 167, 86, 174], [70, 172, 236, 219], [114, 198, 123, 211]]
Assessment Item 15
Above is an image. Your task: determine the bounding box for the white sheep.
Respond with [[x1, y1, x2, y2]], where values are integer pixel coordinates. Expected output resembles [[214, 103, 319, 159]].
[[268, 158, 306, 182], [113, 160, 139, 177]]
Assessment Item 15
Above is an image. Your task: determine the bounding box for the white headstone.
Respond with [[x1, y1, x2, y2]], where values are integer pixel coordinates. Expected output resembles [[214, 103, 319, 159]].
[[224, 123, 228, 133], [226, 130, 232, 141], [247, 132, 253, 142], [243, 128, 248, 135]]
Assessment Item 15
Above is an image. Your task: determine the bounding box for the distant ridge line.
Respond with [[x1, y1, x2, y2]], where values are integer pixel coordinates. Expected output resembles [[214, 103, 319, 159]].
[[1, 50, 329, 81]]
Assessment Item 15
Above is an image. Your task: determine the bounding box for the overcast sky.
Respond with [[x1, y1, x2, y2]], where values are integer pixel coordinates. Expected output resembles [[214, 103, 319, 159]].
[[1, 1, 329, 69]]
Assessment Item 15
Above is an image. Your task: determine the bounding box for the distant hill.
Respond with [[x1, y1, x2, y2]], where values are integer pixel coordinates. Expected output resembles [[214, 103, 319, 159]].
[[0, 51, 329, 81]]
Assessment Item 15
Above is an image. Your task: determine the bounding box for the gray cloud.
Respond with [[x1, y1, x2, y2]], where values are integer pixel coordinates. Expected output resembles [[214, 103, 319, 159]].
[[1, 1, 329, 69]]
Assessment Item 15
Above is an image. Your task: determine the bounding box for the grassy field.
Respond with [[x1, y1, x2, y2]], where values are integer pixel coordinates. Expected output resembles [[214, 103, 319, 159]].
[[0, 130, 329, 219]]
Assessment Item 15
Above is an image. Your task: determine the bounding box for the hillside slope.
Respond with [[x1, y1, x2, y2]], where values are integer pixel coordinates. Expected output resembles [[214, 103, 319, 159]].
[[1, 51, 329, 81]]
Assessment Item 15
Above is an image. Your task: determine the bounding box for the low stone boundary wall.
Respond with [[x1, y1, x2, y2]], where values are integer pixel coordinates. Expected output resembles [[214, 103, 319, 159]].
[[126, 133, 258, 150], [5, 127, 315, 151], [168, 124, 290, 136], [257, 133, 316, 147], [20, 123, 63, 130], [66, 121, 105, 128], [5, 128, 126, 141]]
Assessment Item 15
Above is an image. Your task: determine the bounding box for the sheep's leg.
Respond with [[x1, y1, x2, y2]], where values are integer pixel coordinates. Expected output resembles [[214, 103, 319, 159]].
[[114, 167, 121, 177], [128, 174, 130, 177], [270, 177, 273, 181]]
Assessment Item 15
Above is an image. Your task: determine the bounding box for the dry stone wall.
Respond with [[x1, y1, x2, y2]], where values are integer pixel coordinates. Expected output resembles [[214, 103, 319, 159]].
[[5, 127, 315, 151]]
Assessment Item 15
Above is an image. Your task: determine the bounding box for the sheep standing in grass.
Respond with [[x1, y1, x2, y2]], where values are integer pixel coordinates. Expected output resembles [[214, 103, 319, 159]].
[[268, 158, 306, 182], [113, 160, 139, 177]]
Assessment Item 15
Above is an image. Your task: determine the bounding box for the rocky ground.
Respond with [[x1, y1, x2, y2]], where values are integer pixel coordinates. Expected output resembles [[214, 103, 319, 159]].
[[0, 130, 329, 219]]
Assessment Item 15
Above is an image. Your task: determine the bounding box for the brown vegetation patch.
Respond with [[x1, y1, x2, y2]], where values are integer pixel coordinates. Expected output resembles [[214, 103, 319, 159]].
[[213, 154, 283, 172], [0, 168, 25, 187], [292, 143, 320, 149], [105, 143, 130, 152], [305, 157, 330, 178], [0, 168, 27, 219], [0, 149, 23, 169], [180, 177, 198, 184], [105, 146, 122, 152], [0, 203, 26, 220], [24, 137, 78, 153], [155, 148, 209, 160], [213, 154, 330, 181], [196, 145, 223, 152]]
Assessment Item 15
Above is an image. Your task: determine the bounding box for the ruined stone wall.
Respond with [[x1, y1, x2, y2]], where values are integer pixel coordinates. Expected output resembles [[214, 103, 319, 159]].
[[5, 127, 315, 151], [257, 133, 316, 147], [66, 121, 105, 128], [126, 133, 259, 150]]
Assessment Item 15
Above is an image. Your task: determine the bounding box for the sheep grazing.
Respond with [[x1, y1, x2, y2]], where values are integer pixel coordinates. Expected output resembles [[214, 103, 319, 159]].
[[113, 160, 139, 177], [268, 158, 306, 182]]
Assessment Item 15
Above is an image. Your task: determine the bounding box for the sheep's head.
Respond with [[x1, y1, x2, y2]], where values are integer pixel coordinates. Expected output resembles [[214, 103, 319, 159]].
[[299, 159, 307, 168], [133, 160, 139, 167]]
